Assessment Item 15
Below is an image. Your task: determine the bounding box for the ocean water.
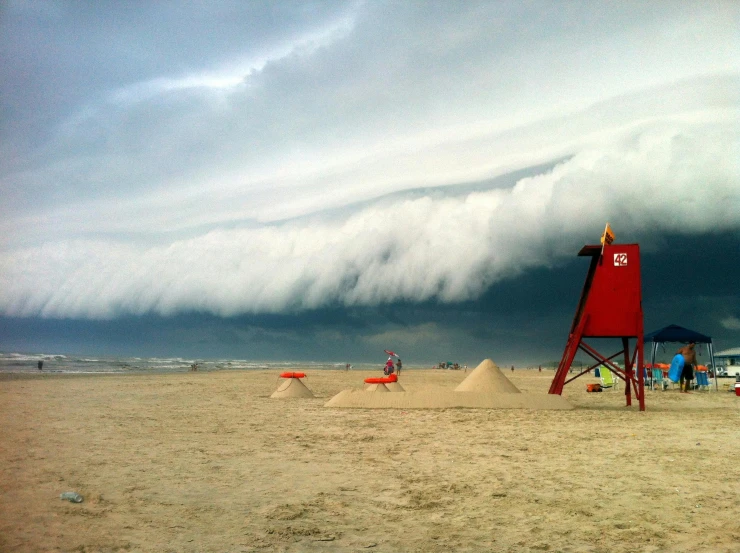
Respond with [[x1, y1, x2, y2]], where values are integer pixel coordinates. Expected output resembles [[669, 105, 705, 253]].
[[0, 351, 385, 375]]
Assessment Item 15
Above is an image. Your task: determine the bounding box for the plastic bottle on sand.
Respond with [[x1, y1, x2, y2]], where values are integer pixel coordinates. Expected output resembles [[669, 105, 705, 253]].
[[60, 492, 83, 503]]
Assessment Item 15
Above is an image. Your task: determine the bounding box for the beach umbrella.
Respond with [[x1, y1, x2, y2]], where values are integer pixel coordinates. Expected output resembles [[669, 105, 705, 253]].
[[384, 349, 399, 357]]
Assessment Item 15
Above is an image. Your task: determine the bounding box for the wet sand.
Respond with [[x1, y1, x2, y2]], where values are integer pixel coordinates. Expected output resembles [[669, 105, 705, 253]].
[[1, 369, 738, 553]]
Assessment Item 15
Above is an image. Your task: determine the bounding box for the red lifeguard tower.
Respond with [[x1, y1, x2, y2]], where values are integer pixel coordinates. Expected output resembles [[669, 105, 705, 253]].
[[549, 238, 645, 410]]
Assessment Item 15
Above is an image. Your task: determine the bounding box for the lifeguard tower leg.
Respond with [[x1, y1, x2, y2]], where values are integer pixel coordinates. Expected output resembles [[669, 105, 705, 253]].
[[637, 332, 645, 411], [622, 338, 632, 406], [549, 314, 588, 395]]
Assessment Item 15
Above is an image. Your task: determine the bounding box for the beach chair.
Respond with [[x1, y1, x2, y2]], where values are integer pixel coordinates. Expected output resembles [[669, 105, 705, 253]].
[[599, 366, 618, 390], [695, 368, 710, 390], [668, 371, 679, 389], [651, 368, 667, 391], [654, 363, 676, 389]]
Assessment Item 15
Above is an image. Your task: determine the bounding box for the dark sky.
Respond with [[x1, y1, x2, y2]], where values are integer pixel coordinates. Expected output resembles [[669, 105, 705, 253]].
[[2, 230, 737, 366]]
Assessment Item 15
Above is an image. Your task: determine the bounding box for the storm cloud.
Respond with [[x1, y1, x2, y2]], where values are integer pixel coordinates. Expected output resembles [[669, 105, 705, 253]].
[[1, 1, 739, 358], [2, 95, 738, 319]]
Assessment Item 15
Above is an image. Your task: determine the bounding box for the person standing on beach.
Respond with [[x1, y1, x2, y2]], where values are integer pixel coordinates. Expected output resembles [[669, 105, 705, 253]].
[[677, 343, 697, 393], [396, 358, 402, 376], [384, 357, 395, 375], [37, 360, 43, 370]]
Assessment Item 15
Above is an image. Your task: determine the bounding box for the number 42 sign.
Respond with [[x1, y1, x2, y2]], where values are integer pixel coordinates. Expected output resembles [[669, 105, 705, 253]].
[[614, 252, 628, 267]]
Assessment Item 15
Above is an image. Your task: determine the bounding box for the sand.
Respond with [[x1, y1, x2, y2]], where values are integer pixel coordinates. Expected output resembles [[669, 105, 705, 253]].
[[1, 369, 739, 553], [270, 377, 315, 399], [325, 360, 571, 409], [454, 360, 522, 394], [324, 390, 572, 409]]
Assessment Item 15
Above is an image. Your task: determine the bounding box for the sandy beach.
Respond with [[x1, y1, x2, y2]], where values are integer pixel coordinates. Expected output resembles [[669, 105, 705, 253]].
[[1, 368, 738, 553]]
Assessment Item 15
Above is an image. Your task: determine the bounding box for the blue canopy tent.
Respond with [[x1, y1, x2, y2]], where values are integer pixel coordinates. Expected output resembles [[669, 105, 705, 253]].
[[644, 324, 717, 391]]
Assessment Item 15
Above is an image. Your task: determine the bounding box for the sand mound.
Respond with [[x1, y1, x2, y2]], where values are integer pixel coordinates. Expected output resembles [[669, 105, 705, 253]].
[[455, 359, 521, 393], [385, 381, 405, 392], [324, 389, 572, 409], [270, 377, 314, 399], [364, 383, 390, 392], [325, 361, 570, 409]]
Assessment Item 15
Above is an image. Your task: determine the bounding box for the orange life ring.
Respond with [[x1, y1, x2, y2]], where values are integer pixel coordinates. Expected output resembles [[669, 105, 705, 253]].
[[280, 372, 306, 379], [364, 374, 398, 384]]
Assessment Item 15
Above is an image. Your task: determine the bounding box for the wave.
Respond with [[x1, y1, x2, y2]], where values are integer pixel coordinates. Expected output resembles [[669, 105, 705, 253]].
[[0, 351, 386, 374]]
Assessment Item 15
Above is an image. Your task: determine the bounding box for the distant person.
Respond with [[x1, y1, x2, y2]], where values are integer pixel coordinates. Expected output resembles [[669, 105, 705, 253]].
[[538, 365, 542, 372], [677, 343, 697, 393], [37, 360, 43, 370], [384, 357, 395, 376], [511, 365, 514, 372], [396, 358, 402, 375]]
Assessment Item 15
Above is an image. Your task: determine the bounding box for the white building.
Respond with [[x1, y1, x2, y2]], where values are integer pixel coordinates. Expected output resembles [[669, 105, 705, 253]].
[[713, 348, 740, 377]]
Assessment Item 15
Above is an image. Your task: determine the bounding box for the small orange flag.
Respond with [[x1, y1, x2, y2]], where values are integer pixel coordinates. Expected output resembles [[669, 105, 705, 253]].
[[600, 223, 615, 245]]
